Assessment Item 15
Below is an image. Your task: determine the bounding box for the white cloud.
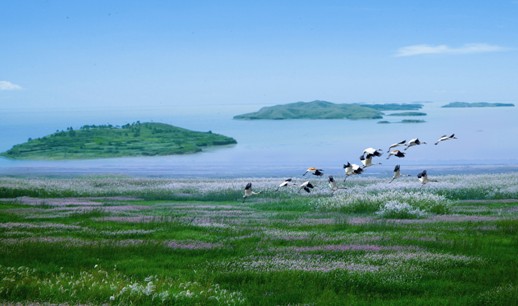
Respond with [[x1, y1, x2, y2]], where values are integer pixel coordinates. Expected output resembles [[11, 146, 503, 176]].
[[395, 43, 507, 57], [0, 81, 22, 91]]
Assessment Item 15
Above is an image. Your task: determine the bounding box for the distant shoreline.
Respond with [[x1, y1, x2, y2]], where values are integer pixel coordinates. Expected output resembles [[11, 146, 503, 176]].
[[442, 102, 515, 108], [1, 158, 518, 178]]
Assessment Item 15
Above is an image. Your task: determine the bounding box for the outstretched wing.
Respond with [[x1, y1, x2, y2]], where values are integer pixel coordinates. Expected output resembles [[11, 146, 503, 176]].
[[417, 170, 427, 178]]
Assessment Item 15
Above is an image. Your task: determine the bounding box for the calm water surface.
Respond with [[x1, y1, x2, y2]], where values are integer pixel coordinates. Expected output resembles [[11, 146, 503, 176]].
[[1, 103, 517, 178]]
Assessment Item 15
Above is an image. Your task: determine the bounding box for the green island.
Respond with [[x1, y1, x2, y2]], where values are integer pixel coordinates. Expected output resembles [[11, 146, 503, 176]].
[[442, 102, 515, 108], [401, 119, 426, 123], [1, 122, 237, 160], [233, 100, 422, 120], [359, 103, 422, 111], [377, 119, 426, 124]]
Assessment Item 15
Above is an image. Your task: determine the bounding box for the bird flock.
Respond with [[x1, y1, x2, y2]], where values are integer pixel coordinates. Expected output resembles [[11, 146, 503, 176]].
[[242, 133, 457, 201]]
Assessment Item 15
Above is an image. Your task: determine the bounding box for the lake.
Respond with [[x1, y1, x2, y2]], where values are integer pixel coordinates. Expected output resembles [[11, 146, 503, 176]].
[[1, 102, 517, 178]]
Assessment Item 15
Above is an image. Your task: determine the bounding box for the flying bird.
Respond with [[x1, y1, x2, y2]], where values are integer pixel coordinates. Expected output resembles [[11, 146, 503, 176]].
[[417, 170, 428, 185], [328, 175, 346, 192], [404, 138, 427, 150], [389, 165, 401, 183], [360, 154, 381, 168], [417, 170, 438, 185], [388, 140, 406, 151], [302, 167, 324, 177], [388, 164, 410, 183], [386, 150, 406, 159], [343, 162, 363, 181], [435, 133, 457, 145], [276, 178, 294, 191], [242, 182, 260, 202], [299, 181, 315, 193], [363, 147, 383, 157]]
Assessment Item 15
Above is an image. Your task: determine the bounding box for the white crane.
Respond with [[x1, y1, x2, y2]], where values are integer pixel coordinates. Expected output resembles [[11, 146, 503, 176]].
[[387, 140, 406, 152], [417, 170, 438, 185], [389, 164, 410, 183], [360, 154, 381, 168], [299, 181, 315, 193], [343, 162, 363, 181], [435, 133, 457, 145], [386, 150, 405, 159], [242, 182, 260, 202], [276, 178, 294, 191], [404, 138, 427, 150], [328, 175, 346, 193], [363, 147, 383, 157], [389, 165, 401, 183]]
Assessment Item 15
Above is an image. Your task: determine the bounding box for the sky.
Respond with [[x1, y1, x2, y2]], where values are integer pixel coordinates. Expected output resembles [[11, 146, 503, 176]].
[[1, 0, 518, 119]]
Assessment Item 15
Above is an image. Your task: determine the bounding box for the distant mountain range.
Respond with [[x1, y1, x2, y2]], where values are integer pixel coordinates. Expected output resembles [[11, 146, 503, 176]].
[[233, 100, 423, 120]]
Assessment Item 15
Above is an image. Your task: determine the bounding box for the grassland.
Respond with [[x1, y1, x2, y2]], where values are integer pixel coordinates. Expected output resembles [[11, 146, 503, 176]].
[[1, 173, 518, 305], [1, 122, 237, 160]]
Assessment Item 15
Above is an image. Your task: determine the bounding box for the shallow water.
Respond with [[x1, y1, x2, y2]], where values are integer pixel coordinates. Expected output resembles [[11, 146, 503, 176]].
[[1, 102, 517, 177]]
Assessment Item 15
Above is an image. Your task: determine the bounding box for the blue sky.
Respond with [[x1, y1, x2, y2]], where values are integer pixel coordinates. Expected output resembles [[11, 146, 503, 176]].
[[1, 1, 517, 118]]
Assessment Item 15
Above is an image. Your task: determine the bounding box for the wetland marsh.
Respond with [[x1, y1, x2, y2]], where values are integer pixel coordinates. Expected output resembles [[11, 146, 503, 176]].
[[1, 173, 517, 304]]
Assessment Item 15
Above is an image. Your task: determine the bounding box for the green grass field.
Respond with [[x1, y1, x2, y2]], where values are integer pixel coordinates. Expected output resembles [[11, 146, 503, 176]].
[[1, 174, 517, 305]]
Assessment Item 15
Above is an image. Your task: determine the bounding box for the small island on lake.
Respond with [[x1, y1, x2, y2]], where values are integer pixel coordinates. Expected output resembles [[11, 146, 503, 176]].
[[387, 112, 427, 117], [233, 100, 423, 120], [442, 102, 515, 108], [1, 122, 237, 160], [377, 119, 426, 124]]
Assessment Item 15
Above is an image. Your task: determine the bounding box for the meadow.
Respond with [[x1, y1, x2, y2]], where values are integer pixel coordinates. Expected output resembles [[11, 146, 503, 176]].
[[1, 173, 518, 305]]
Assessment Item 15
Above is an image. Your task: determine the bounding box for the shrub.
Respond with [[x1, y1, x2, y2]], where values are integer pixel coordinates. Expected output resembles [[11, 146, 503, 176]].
[[375, 201, 427, 219]]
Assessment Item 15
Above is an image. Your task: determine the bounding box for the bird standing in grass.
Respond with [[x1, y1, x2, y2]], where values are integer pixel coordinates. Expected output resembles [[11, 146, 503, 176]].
[[299, 181, 315, 193], [302, 167, 324, 177], [435, 133, 457, 145], [242, 182, 260, 202], [405, 138, 426, 150], [343, 162, 363, 181], [386, 150, 406, 159]]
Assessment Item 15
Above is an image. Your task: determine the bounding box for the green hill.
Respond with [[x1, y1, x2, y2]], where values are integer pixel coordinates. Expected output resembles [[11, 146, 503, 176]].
[[233, 100, 422, 120], [1, 122, 237, 160]]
